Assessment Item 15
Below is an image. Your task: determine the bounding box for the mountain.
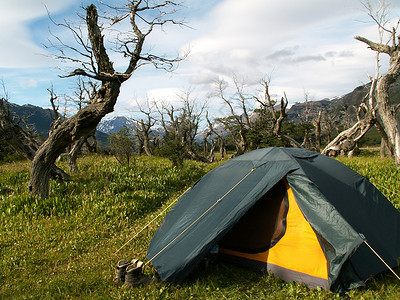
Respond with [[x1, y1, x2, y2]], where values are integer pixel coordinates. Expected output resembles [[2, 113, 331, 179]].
[[97, 116, 136, 134], [287, 98, 337, 123], [287, 77, 400, 124], [4, 102, 109, 147], [287, 85, 370, 123], [7, 102, 55, 136]]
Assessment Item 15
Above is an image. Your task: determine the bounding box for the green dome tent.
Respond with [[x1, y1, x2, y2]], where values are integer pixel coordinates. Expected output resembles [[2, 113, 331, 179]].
[[146, 147, 400, 291]]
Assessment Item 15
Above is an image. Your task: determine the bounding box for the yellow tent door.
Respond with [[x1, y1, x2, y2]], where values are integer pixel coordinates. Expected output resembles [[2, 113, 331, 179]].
[[219, 178, 329, 289]]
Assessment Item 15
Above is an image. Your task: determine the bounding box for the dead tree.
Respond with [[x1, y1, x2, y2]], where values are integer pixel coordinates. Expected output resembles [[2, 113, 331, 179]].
[[322, 78, 378, 157], [299, 92, 315, 149], [254, 78, 303, 148], [214, 76, 301, 155], [323, 1, 400, 162], [321, 111, 340, 144], [47, 78, 97, 173], [214, 78, 250, 156], [0, 98, 43, 161], [354, 1, 400, 165], [202, 130, 216, 163], [312, 111, 322, 152], [179, 90, 208, 162], [48, 86, 61, 131], [133, 98, 156, 156], [0, 98, 69, 180], [206, 112, 227, 159], [156, 90, 208, 163], [29, 2, 184, 198]]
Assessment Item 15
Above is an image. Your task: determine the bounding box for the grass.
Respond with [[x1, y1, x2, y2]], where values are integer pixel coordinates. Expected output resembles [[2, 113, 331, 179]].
[[0, 154, 399, 299]]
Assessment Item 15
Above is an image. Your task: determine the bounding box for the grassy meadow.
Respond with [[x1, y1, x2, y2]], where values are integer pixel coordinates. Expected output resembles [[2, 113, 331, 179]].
[[0, 153, 399, 299]]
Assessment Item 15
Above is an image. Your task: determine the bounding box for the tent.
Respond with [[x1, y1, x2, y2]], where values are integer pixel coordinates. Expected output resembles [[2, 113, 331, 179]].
[[146, 147, 400, 291]]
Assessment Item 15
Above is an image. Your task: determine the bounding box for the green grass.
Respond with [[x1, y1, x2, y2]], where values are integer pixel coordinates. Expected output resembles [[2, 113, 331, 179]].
[[0, 154, 399, 299]]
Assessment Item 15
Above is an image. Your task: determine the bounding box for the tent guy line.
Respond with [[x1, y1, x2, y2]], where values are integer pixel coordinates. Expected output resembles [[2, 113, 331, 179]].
[[359, 233, 400, 281], [113, 186, 192, 256], [144, 168, 257, 267]]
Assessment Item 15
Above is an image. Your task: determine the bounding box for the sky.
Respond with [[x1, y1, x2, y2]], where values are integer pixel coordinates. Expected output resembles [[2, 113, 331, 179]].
[[1, 0, 400, 119]]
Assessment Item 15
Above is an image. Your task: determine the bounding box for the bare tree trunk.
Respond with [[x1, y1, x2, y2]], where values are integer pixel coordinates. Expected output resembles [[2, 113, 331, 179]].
[[273, 95, 303, 148], [137, 121, 154, 156], [214, 79, 249, 157], [134, 99, 155, 157], [322, 64, 378, 157], [142, 132, 153, 156], [208, 138, 216, 163], [29, 82, 121, 197], [348, 147, 357, 158], [301, 131, 312, 149], [321, 95, 377, 157], [376, 71, 400, 165], [68, 140, 83, 173], [313, 111, 322, 152], [29, 5, 122, 198], [355, 7, 400, 166], [205, 113, 227, 160], [67, 130, 95, 173], [203, 135, 209, 155], [321, 114, 375, 156], [280, 134, 303, 148], [136, 133, 144, 155], [218, 137, 226, 159], [380, 138, 386, 158], [375, 119, 394, 157], [299, 93, 312, 149], [255, 80, 302, 149]]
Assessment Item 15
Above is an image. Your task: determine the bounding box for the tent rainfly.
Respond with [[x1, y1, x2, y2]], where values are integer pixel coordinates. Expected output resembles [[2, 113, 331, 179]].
[[146, 147, 400, 291]]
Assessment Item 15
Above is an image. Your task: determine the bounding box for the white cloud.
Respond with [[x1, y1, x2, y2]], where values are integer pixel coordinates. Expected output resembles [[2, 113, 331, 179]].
[[176, 0, 400, 104], [147, 88, 182, 105], [20, 79, 38, 89], [0, 0, 77, 68], [3, 0, 400, 112]]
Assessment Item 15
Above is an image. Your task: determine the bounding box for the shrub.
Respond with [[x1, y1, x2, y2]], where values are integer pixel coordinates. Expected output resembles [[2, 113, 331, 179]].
[[108, 126, 136, 165]]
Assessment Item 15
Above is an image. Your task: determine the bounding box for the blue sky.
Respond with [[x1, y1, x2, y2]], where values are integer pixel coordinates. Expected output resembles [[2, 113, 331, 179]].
[[1, 0, 399, 118]]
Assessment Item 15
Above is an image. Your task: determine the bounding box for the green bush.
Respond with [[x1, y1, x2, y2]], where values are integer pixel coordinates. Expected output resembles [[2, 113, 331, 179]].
[[108, 126, 136, 165], [154, 137, 186, 168]]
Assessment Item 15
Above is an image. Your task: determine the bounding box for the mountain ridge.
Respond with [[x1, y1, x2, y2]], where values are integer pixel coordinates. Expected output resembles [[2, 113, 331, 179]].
[[4, 79, 400, 144]]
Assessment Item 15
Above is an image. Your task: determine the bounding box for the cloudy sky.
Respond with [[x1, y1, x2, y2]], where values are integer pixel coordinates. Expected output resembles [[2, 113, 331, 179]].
[[1, 0, 399, 118]]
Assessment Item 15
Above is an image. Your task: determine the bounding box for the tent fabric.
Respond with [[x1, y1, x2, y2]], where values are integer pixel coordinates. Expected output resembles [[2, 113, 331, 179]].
[[146, 147, 400, 291], [286, 174, 364, 289], [219, 179, 330, 289]]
